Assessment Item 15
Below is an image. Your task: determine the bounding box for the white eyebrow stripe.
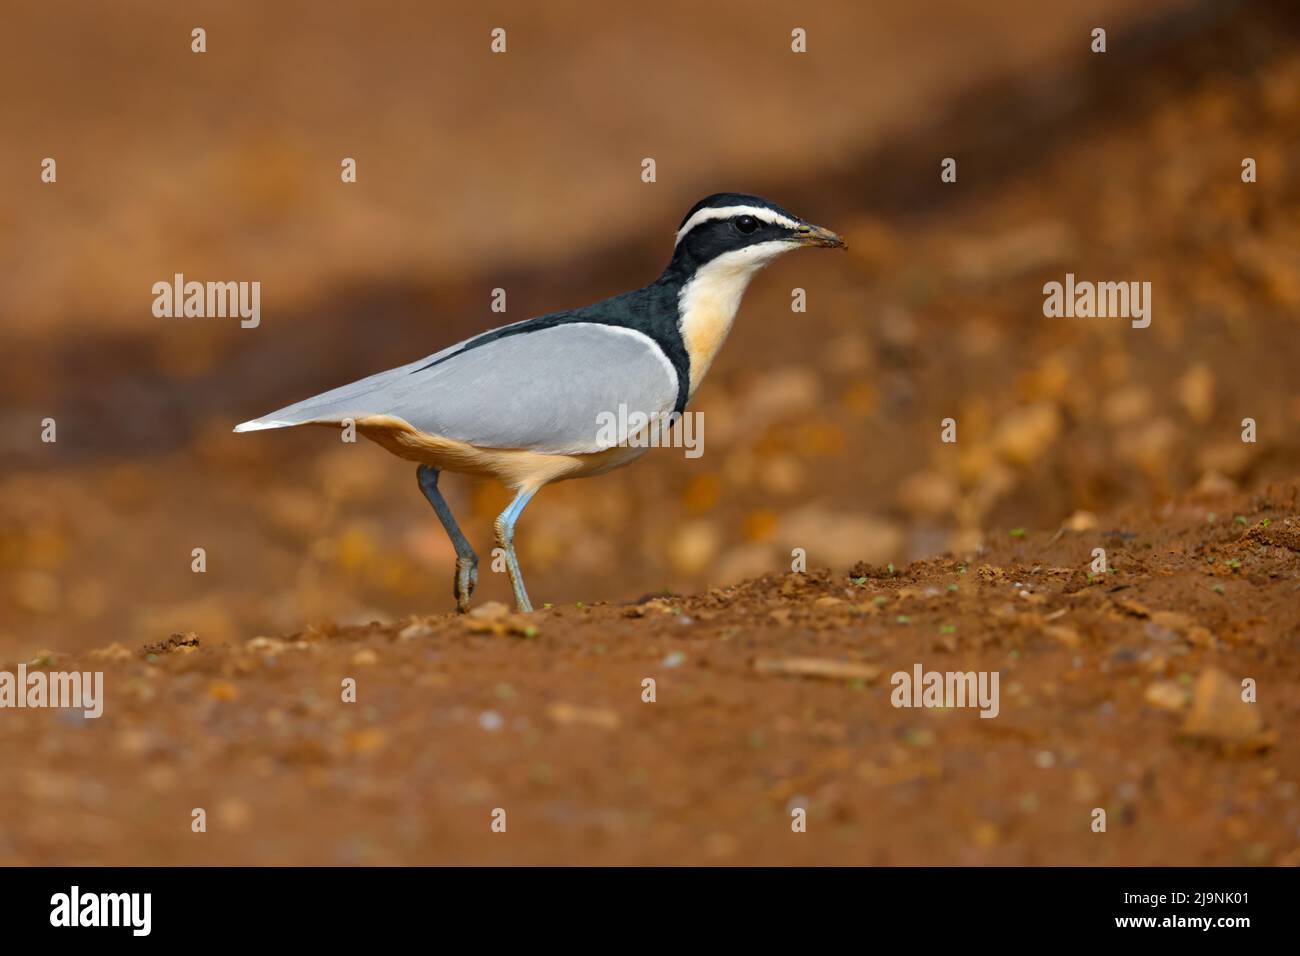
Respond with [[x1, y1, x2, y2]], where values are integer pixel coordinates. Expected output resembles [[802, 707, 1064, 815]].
[[674, 205, 801, 245]]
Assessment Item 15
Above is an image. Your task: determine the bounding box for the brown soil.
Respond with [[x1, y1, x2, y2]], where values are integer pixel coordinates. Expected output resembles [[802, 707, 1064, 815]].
[[2, 479, 1296, 865]]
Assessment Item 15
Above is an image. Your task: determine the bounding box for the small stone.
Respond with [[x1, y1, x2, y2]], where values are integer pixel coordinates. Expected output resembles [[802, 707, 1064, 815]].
[[207, 680, 239, 702], [1112, 596, 1152, 618], [465, 604, 538, 637], [1182, 668, 1266, 746], [1063, 510, 1099, 532], [753, 657, 881, 682], [140, 633, 201, 656], [1043, 625, 1081, 648], [217, 798, 252, 833], [1144, 680, 1189, 712], [247, 636, 288, 654], [1177, 363, 1215, 424], [88, 643, 134, 662], [344, 728, 387, 756], [398, 620, 433, 641], [470, 601, 510, 621], [1195, 471, 1237, 496], [546, 702, 621, 730]]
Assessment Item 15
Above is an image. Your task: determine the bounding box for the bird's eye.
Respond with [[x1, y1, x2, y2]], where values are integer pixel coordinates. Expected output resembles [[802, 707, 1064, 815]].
[[734, 215, 759, 234]]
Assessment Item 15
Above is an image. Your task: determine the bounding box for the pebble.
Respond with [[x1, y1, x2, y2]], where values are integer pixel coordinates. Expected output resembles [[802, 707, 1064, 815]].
[[217, 798, 252, 833], [753, 657, 881, 682], [1182, 668, 1266, 746], [344, 728, 387, 756], [207, 680, 239, 702], [1144, 680, 1189, 712], [546, 702, 621, 730], [398, 620, 434, 641]]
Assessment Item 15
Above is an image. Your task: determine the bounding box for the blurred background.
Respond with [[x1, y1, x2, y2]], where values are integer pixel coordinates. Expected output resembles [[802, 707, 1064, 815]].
[[2, 0, 1299, 658]]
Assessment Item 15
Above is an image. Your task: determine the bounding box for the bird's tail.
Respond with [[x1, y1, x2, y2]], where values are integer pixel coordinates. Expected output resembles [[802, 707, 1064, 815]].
[[232, 417, 297, 433], [232, 343, 462, 434]]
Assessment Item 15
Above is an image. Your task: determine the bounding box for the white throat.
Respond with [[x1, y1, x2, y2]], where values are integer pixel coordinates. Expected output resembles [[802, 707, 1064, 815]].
[[677, 241, 793, 396]]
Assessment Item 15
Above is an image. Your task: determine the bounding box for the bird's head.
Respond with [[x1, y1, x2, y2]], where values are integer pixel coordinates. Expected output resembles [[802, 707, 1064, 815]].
[[667, 192, 846, 277]]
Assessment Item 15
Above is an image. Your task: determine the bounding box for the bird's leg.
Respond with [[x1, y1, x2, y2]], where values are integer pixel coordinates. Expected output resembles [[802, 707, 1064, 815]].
[[416, 465, 478, 613], [494, 486, 538, 613]]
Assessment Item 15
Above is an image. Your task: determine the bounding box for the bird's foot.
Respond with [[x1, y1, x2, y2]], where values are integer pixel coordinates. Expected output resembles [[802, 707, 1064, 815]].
[[453, 557, 478, 613], [512, 579, 533, 614]]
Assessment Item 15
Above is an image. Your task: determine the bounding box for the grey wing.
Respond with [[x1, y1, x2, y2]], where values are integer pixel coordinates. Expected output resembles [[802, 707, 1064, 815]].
[[236, 322, 680, 456]]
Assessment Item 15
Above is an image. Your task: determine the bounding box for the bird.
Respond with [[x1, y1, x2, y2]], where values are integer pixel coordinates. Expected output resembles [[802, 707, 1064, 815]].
[[234, 193, 845, 613]]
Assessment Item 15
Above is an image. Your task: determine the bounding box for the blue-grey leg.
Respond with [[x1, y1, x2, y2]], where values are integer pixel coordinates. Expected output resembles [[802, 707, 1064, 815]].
[[416, 465, 478, 613], [494, 486, 538, 613]]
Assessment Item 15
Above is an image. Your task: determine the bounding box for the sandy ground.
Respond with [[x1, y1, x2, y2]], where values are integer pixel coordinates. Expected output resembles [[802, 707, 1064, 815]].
[[1, 479, 1296, 865]]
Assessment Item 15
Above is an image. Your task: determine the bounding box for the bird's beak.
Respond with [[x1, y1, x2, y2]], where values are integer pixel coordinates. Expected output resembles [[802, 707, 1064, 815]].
[[792, 222, 847, 249]]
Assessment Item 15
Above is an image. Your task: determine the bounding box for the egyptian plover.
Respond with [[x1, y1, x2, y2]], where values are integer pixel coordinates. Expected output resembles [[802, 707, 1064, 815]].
[[236, 193, 845, 612]]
